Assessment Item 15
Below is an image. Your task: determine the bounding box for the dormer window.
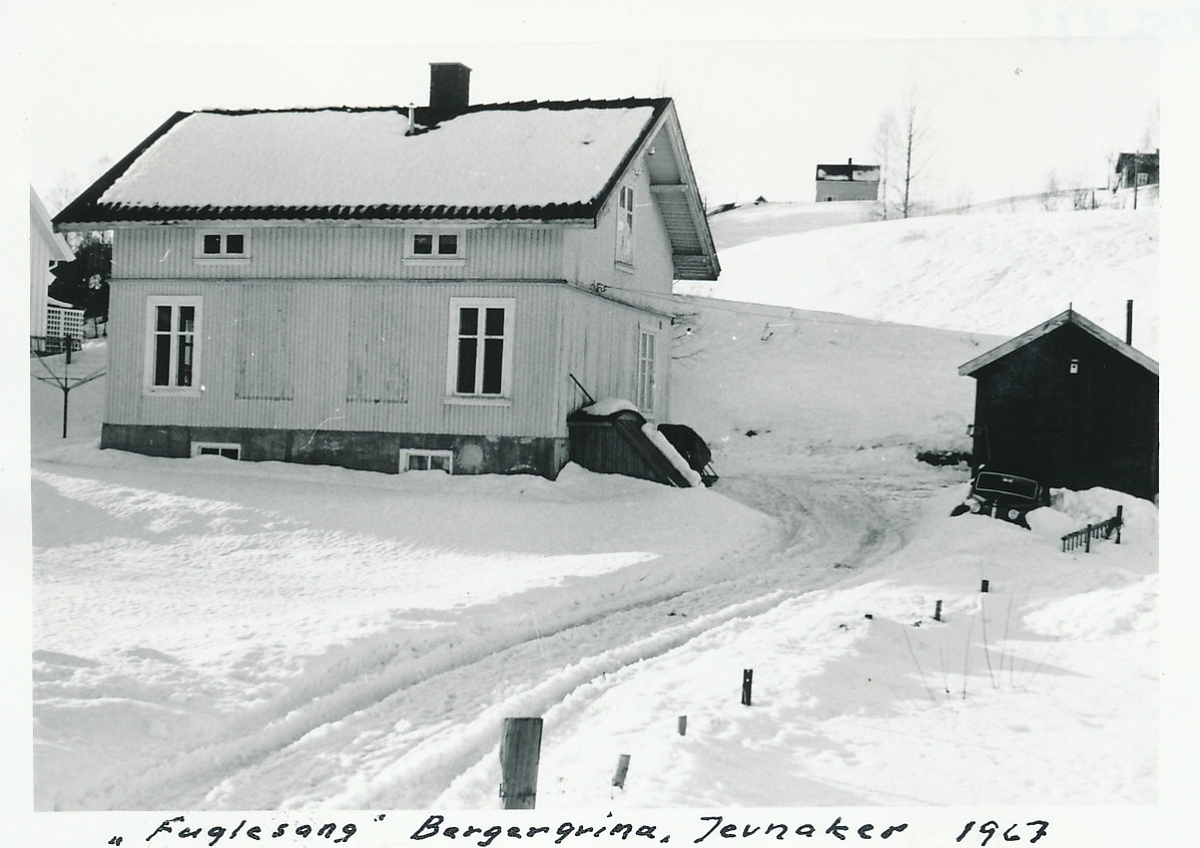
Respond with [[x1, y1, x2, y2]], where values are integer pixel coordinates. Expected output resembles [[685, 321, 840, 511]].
[[616, 185, 634, 267], [195, 230, 250, 264], [406, 229, 464, 263]]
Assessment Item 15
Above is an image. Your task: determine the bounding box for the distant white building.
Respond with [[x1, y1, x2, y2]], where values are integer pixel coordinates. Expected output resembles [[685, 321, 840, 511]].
[[30, 187, 79, 345]]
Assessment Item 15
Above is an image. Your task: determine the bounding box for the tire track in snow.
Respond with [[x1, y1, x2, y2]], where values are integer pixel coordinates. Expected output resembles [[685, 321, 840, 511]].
[[76, 466, 924, 809]]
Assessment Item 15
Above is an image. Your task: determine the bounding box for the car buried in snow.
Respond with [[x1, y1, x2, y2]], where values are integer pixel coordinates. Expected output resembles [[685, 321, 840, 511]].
[[951, 469, 1049, 529]]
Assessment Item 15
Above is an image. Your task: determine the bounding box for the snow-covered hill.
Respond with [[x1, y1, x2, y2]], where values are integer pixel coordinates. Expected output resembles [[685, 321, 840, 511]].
[[697, 204, 1158, 358], [29, 206, 1159, 826]]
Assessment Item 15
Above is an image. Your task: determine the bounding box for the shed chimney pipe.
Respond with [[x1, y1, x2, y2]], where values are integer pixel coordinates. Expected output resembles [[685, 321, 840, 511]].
[[1126, 299, 1134, 345]]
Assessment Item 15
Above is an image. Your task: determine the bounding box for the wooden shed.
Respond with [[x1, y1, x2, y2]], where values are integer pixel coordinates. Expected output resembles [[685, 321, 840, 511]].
[[958, 308, 1158, 501]]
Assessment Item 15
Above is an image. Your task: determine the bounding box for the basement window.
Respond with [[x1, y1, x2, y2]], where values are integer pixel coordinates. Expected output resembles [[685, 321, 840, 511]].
[[400, 449, 453, 473], [192, 442, 241, 460]]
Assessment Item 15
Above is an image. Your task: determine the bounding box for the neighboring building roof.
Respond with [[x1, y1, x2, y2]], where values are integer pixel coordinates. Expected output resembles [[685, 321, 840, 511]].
[[815, 162, 880, 182], [1115, 150, 1159, 171], [57, 100, 663, 224], [958, 308, 1159, 378], [30, 187, 74, 262]]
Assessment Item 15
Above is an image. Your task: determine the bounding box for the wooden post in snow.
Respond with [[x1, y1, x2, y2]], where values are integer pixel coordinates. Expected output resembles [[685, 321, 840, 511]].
[[934, 600, 943, 622], [741, 669, 753, 706], [677, 716, 687, 736], [612, 754, 631, 789], [500, 718, 543, 809], [980, 579, 990, 593]]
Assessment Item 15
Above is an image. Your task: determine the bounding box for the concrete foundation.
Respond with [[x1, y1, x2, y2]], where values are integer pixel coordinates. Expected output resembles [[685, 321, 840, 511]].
[[100, 423, 570, 479]]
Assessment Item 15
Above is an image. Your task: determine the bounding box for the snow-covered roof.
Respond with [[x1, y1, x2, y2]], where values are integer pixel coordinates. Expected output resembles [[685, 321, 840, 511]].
[[958, 308, 1159, 377], [55, 100, 670, 225], [30, 187, 74, 262]]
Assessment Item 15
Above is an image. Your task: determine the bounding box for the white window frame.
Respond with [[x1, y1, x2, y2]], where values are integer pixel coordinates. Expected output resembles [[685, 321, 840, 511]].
[[144, 296, 203, 396], [400, 448, 453, 473], [445, 297, 515, 404], [1136, 172, 1149, 186], [194, 230, 251, 264], [191, 442, 241, 460], [636, 327, 658, 415], [404, 228, 466, 266], [615, 185, 634, 267]]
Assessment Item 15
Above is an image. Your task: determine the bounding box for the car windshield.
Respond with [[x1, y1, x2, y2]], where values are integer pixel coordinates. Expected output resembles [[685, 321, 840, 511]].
[[974, 472, 1039, 500]]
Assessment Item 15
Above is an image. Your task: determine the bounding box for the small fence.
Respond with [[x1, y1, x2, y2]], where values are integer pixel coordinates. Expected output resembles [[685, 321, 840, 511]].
[[30, 334, 83, 357], [1061, 506, 1123, 553]]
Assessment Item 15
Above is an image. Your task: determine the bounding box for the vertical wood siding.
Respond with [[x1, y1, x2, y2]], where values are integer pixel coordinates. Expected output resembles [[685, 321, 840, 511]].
[[114, 226, 564, 281], [107, 279, 572, 438], [555, 287, 671, 424], [560, 165, 676, 311]]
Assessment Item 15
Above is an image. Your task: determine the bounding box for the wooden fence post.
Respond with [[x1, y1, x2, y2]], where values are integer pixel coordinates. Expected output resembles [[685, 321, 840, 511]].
[[1085, 524, 1092, 553], [934, 600, 943, 622], [741, 669, 753, 706], [980, 579, 990, 593], [500, 717, 543, 809], [612, 754, 631, 789], [1116, 506, 1123, 544], [677, 716, 688, 736]]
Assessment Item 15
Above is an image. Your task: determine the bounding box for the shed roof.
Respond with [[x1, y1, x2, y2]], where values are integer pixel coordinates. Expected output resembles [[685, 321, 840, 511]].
[[958, 308, 1159, 377]]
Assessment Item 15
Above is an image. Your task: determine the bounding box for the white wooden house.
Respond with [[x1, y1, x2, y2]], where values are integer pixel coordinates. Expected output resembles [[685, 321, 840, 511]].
[[53, 64, 719, 478], [30, 187, 78, 347]]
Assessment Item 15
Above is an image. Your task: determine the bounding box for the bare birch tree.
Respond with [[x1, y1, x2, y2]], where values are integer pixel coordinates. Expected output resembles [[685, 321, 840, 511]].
[[898, 83, 932, 218], [873, 112, 900, 219]]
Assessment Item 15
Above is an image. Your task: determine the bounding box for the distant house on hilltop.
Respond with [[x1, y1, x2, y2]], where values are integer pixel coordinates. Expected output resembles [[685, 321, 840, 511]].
[[959, 307, 1158, 501], [814, 159, 880, 202], [53, 62, 720, 481], [1114, 150, 1159, 190]]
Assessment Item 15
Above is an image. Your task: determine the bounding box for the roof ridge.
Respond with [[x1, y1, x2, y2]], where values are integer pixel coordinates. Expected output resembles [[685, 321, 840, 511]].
[[192, 97, 670, 118]]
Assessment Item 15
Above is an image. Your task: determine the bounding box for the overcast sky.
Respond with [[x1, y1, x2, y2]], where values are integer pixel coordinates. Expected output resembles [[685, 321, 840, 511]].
[[20, 12, 1164, 213]]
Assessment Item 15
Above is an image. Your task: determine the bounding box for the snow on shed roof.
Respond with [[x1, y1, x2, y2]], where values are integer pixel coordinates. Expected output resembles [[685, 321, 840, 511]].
[[958, 308, 1159, 377], [55, 99, 669, 225]]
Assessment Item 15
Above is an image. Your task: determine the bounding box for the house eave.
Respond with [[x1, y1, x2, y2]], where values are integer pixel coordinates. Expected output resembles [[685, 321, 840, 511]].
[[55, 216, 599, 232]]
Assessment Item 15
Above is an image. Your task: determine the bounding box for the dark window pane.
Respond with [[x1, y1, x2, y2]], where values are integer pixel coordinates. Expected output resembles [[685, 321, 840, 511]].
[[482, 338, 504, 394], [220, 448, 240, 459], [154, 335, 171, 385], [200, 446, 219, 455], [413, 234, 433, 254], [456, 339, 477, 393], [178, 306, 195, 333], [458, 307, 478, 336], [225, 234, 244, 254], [484, 308, 505, 336], [156, 305, 172, 332], [438, 234, 458, 255], [203, 234, 222, 254], [177, 335, 194, 386]]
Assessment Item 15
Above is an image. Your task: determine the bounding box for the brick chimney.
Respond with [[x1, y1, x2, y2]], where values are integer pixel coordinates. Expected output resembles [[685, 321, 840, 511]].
[[429, 62, 471, 112]]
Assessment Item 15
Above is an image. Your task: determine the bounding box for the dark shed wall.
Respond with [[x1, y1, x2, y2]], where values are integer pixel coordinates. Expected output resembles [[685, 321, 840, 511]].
[[970, 323, 1158, 500]]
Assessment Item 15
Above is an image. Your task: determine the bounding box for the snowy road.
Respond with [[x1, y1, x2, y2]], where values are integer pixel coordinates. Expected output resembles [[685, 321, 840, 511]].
[[36, 452, 938, 811]]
